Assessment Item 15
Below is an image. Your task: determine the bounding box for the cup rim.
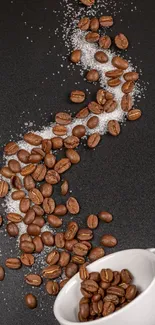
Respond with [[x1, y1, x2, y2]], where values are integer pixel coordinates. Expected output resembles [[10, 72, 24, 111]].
[[54, 248, 155, 325]]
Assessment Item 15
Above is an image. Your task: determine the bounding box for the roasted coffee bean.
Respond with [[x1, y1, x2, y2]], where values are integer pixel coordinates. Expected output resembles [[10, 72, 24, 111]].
[[31, 147, 45, 157], [96, 89, 113, 105], [27, 224, 41, 237], [20, 198, 30, 213], [24, 132, 43, 145], [42, 265, 62, 279], [92, 294, 101, 303], [32, 205, 44, 216], [107, 120, 120, 136], [4, 141, 19, 156], [66, 149, 80, 164], [54, 158, 71, 174], [86, 70, 99, 82], [28, 154, 43, 163], [93, 300, 103, 314], [25, 274, 42, 287], [24, 175, 35, 191], [77, 229, 93, 241], [124, 71, 139, 81], [44, 153, 56, 169], [72, 125, 86, 138], [76, 107, 89, 119], [5, 258, 21, 269], [11, 175, 22, 189], [70, 90, 85, 103], [55, 112, 71, 125], [73, 243, 88, 257], [8, 159, 21, 173], [46, 250, 60, 265], [25, 294, 37, 309], [41, 231, 54, 246], [80, 297, 90, 305], [53, 125, 67, 136], [45, 170, 60, 185], [33, 236, 44, 253], [80, 266, 89, 280], [89, 272, 101, 282], [46, 281, 60, 295], [70, 49, 82, 63], [41, 139, 52, 153], [78, 17, 90, 31], [115, 33, 129, 50], [21, 164, 36, 177], [20, 253, 34, 266], [65, 239, 78, 251], [87, 133, 101, 148], [59, 251, 70, 267], [40, 183, 53, 198], [107, 78, 121, 87], [66, 197, 80, 214], [12, 190, 25, 200], [90, 17, 99, 31], [88, 247, 105, 262], [127, 108, 142, 120], [72, 255, 85, 265], [0, 266, 5, 281], [17, 149, 30, 163], [54, 204, 67, 216], [65, 221, 79, 240], [7, 222, 19, 237], [80, 0, 95, 6], [112, 56, 129, 70], [126, 285, 137, 300], [111, 271, 121, 286], [60, 278, 69, 290], [81, 280, 99, 293], [107, 286, 125, 297], [20, 233, 32, 243], [55, 233, 65, 248], [80, 303, 90, 319], [104, 100, 117, 113], [121, 94, 132, 111], [61, 180, 69, 195], [105, 69, 123, 78], [88, 101, 102, 114], [29, 188, 43, 205], [102, 301, 115, 316], [1, 167, 15, 178], [99, 15, 113, 27], [64, 136, 80, 149], [98, 211, 113, 223], [100, 269, 114, 283], [0, 216, 3, 227], [43, 198, 55, 214], [99, 35, 111, 49], [87, 116, 99, 129], [0, 180, 9, 198], [121, 269, 132, 284], [20, 241, 35, 253], [122, 81, 134, 94], [32, 164, 47, 182], [33, 216, 45, 228], [85, 32, 99, 43], [119, 282, 130, 290], [47, 214, 62, 228], [95, 51, 108, 63], [101, 234, 117, 247], [81, 288, 93, 299], [51, 137, 64, 149], [65, 263, 78, 278], [87, 214, 98, 229], [7, 213, 22, 223], [100, 281, 111, 290]]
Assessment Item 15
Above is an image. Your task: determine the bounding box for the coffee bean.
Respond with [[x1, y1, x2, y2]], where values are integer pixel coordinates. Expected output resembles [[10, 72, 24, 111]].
[[8, 159, 21, 173], [87, 215, 98, 229], [40, 183, 53, 197], [100, 281, 110, 290], [79, 265, 89, 282], [28, 154, 43, 163], [60, 279, 69, 290], [119, 282, 129, 289], [54, 158, 71, 174], [20, 233, 32, 243], [88, 101, 103, 114], [23, 175, 35, 191], [87, 116, 99, 129], [0, 180, 9, 198], [20, 241, 35, 253], [85, 32, 100, 43], [41, 231, 54, 246], [101, 234, 117, 247], [55, 112, 71, 125], [32, 205, 44, 216], [17, 150, 29, 164], [25, 274, 42, 286], [41, 139, 52, 154], [107, 120, 120, 136], [112, 56, 129, 70], [127, 108, 142, 120], [77, 229, 93, 241], [76, 107, 89, 119], [43, 198, 55, 214], [55, 233, 65, 248], [107, 286, 125, 297], [90, 17, 99, 31], [64, 136, 80, 149], [45, 170, 60, 185], [5, 257, 21, 269], [72, 125, 86, 138], [0, 266, 5, 281], [78, 311, 87, 322], [70, 90, 85, 103], [11, 175, 22, 189], [88, 247, 105, 262], [53, 125, 67, 136], [59, 251, 70, 267], [21, 164, 36, 177], [20, 253, 34, 266], [42, 265, 62, 279], [54, 204, 67, 216], [124, 71, 139, 81], [20, 198, 30, 213], [121, 94, 132, 111], [7, 212, 22, 223], [87, 133, 101, 148], [102, 301, 115, 316], [73, 243, 88, 256], [111, 271, 121, 286], [81, 280, 99, 293], [46, 281, 60, 295], [27, 224, 41, 236], [100, 269, 113, 283], [91, 294, 101, 303], [65, 221, 79, 240], [47, 214, 62, 228], [107, 78, 121, 87], [24, 132, 43, 145], [31, 147, 45, 157], [99, 16, 113, 27], [90, 272, 101, 283], [98, 211, 113, 223], [80, 303, 90, 319], [65, 263, 78, 278], [65, 239, 78, 251], [80, 0, 95, 6], [81, 288, 93, 299], [72, 255, 85, 265], [115, 33, 129, 50], [61, 180, 69, 196], [33, 216, 45, 227], [12, 190, 25, 200], [96, 89, 113, 105], [99, 36, 111, 49], [4, 141, 19, 155], [105, 69, 123, 78], [104, 100, 117, 113], [25, 294, 37, 309], [93, 300, 103, 314], [32, 164, 47, 182], [66, 149, 80, 164], [66, 197, 80, 214], [7, 222, 19, 237], [1, 167, 15, 178], [28, 188, 43, 205], [78, 17, 90, 31], [126, 285, 137, 300], [70, 49, 82, 64], [86, 70, 99, 82], [0, 216, 3, 227], [44, 153, 56, 169], [33, 236, 44, 253], [122, 81, 134, 94], [121, 269, 132, 284], [46, 250, 60, 265], [95, 51, 108, 63], [81, 241, 92, 250]]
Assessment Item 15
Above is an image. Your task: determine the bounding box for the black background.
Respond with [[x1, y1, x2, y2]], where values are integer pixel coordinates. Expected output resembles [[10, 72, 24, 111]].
[[0, 0, 155, 324]]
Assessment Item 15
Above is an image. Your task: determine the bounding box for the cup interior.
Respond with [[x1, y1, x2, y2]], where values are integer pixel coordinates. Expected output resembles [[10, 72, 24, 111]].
[[54, 249, 155, 324]]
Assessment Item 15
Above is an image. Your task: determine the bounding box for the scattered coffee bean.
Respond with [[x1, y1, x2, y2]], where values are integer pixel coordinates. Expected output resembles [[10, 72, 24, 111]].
[[89, 247, 105, 262], [47, 214, 62, 228], [55, 233, 65, 248], [122, 81, 134, 94], [45, 170, 60, 184], [127, 108, 142, 120], [64, 136, 80, 149], [104, 100, 117, 113], [87, 116, 99, 129], [76, 107, 89, 119], [124, 71, 139, 81], [88, 101, 102, 114], [65, 239, 78, 251], [78, 17, 90, 30], [65, 221, 79, 240], [0, 266, 5, 281], [20, 241, 35, 254], [11, 175, 22, 189], [28, 188, 43, 205], [27, 224, 41, 236], [101, 234, 117, 247], [19, 198, 30, 213], [46, 281, 60, 295], [121, 269, 132, 284], [66, 197, 80, 214], [25, 274, 42, 287], [55, 112, 71, 125], [65, 263, 78, 278], [73, 243, 88, 256], [85, 32, 100, 43], [87, 214, 98, 229], [33, 236, 44, 253], [1, 167, 15, 178], [20, 253, 35, 266], [99, 16, 113, 27], [72, 255, 85, 265], [87, 133, 101, 148], [42, 265, 62, 279], [46, 250, 60, 265], [44, 153, 56, 169], [112, 56, 129, 70], [90, 17, 99, 31], [43, 198, 55, 214], [107, 120, 120, 136], [24, 132, 43, 146], [72, 125, 86, 138], [20, 233, 33, 243], [52, 137, 63, 149], [7, 213, 22, 223], [5, 258, 21, 269], [107, 78, 121, 87], [70, 90, 85, 103], [41, 231, 54, 246], [40, 183, 53, 198], [61, 180, 69, 195], [7, 222, 19, 237], [115, 33, 129, 50], [53, 125, 67, 136], [54, 204, 67, 216], [66, 149, 80, 164], [98, 211, 113, 223], [24, 175, 35, 191], [96, 89, 113, 105], [70, 49, 82, 63], [12, 190, 25, 200], [0, 216, 3, 227], [59, 251, 70, 267], [4, 141, 19, 156], [99, 36, 111, 49], [25, 293, 37, 309], [86, 69, 99, 82], [8, 159, 21, 173], [32, 205, 44, 216], [42, 139, 52, 153], [0, 180, 9, 198], [105, 69, 123, 78], [95, 51, 108, 63], [121, 94, 132, 111], [21, 164, 36, 177], [77, 228, 93, 241]]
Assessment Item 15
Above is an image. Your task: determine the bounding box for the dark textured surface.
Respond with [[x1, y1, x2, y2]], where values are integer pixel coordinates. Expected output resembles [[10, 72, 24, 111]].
[[0, 0, 155, 324]]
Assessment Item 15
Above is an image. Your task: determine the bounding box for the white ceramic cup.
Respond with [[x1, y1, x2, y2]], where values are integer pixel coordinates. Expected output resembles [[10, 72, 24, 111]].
[[54, 248, 155, 325]]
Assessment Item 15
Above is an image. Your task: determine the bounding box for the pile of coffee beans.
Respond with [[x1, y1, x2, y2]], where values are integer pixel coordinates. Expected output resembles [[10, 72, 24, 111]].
[[78, 267, 139, 321]]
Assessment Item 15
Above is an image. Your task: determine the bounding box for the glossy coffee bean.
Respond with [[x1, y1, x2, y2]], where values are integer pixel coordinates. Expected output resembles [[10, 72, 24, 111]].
[[70, 50, 82, 63], [54, 204, 67, 216], [107, 120, 120, 136], [51, 137, 63, 149], [42, 265, 62, 279], [101, 234, 117, 247], [46, 281, 60, 295], [66, 149, 80, 164], [115, 33, 129, 49], [100, 269, 114, 283], [27, 224, 41, 236], [5, 258, 21, 269], [87, 214, 98, 229], [77, 229, 93, 241], [85, 32, 99, 43], [24, 132, 42, 145], [7, 222, 19, 237], [127, 109, 142, 120], [61, 180, 69, 195], [25, 274, 42, 286], [86, 70, 99, 82], [88, 247, 105, 262], [87, 133, 101, 148], [46, 250, 60, 265], [66, 197, 80, 214], [25, 294, 37, 309], [20, 253, 34, 266], [112, 56, 129, 70], [65, 221, 79, 240], [11, 190, 25, 200], [19, 198, 30, 213], [33, 236, 44, 253], [4, 141, 19, 156], [24, 175, 35, 191], [55, 233, 65, 248], [87, 116, 99, 129], [43, 198, 55, 214], [78, 17, 90, 31], [0, 266, 5, 281], [20, 241, 35, 254], [65, 263, 78, 278], [90, 17, 99, 31], [44, 153, 56, 168], [47, 215, 62, 228], [55, 112, 71, 125], [98, 211, 113, 223], [72, 125, 86, 138], [99, 16, 113, 27], [70, 90, 85, 103], [99, 35, 111, 49], [41, 231, 54, 246], [59, 251, 70, 267]]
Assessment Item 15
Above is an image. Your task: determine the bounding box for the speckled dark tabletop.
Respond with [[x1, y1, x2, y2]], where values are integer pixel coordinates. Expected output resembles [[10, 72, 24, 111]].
[[0, 0, 155, 324]]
